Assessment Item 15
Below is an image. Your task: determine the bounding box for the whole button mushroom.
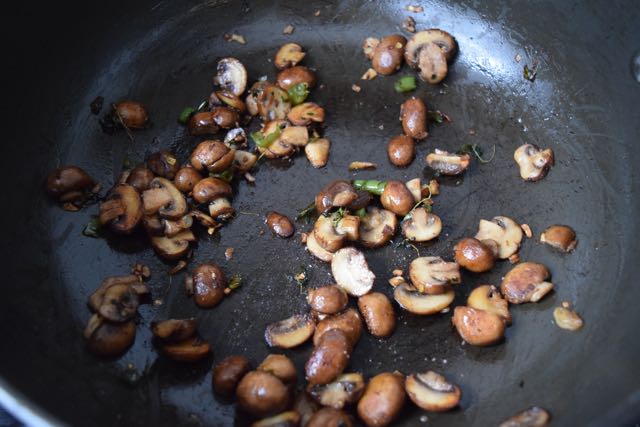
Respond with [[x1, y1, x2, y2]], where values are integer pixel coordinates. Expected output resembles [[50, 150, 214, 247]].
[[113, 100, 149, 129], [173, 166, 203, 194], [357, 372, 406, 427], [371, 34, 407, 75], [46, 165, 97, 210], [452, 306, 506, 346], [185, 263, 227, 308], [190, 140, 235, 173], [454, 237, 496, 273], [125, 166, 155, 192], [387, 134, 415, 167], [358, 292, 396, 338], [307, 285, 349, 315], [305, 329, 351, 385], [236, 371, 290, 417], [274, 43, 306, 70], [212, 355, 251, 396], [276, 65, 317, 90], [400, 97, 428, 140], [265, 212, 295, 238], [380, 180, 415, 216], [147, 150, 180, 179]]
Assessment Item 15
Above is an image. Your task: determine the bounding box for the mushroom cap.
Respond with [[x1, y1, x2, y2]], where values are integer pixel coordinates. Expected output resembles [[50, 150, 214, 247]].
[[452, 306, 506, 346], [215, 57, 247, 96], [500, 262, 553, 304], [100, 184, 143, 234], [314, 181, 358, 214], [313, 308, 363, 348], [149, 177, 188, 220], [236, 371, 289, 417], [192, 177, 233, 204], [405, 29, 457, 65], [371, 34, 407, 75], [46, 166, 96, 200], [380, 181, 415, 216], [402, 208, 442, 242], [258, 354, 298, 385], [146, 150, 179, 179]]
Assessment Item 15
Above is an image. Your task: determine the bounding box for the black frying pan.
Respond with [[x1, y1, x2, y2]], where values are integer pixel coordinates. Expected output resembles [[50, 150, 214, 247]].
[[2, 0, 639, 426]]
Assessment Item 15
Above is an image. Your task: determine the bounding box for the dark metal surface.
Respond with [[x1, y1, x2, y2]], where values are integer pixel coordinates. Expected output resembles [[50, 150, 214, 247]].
[[2, 0, 639, 426]]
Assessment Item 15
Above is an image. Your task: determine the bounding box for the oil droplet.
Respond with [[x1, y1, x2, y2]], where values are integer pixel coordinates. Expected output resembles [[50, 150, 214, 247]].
[[632, 50, 640, 83]]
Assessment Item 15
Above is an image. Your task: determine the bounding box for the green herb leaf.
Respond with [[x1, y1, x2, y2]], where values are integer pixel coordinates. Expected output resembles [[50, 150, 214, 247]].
[[458, 143, 496, 164], [355, 208, 367, 217], [218, 169, 234, 183], [83, 215, 103, 238], [287, 82, 310, 105], [295, 201, 317, 223], [394, 76, 417, 93], [251, 126, 282, 148], [228, 275, 242, 290], [331, 207, 346, 227], [428, 110, 450, 124], [178, 106, 196, 125]]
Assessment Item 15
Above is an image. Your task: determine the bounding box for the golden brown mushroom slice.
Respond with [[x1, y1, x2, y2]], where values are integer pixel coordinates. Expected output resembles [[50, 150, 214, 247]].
[[514, 144, 555, 181], [306, 231, 335, 262], [467, 285, 511, 324], [314, 180, 358, 214], [500, 262, 554, 304], [162, 337, 211, 362], [214, 57, 247, 96], [150, 229, 196, 261], [288, 102, 325, 126], [370, 34, 407, 75], [84, 314, 136, 358], [474, 216, 524, 259], [393, 283, 455, 315], [402, 208, 442, 242], [305, 138, 331, 168], [405, 29, 458, 64], [409, 256, 461, 294], [405, 371, 461, 412], [265, 313, 316, 348], [540, 225, 577, 252], [426, 150, 471, 175], [313, 215, 346, 252], [151, 318, 198, 342], [99, 184, 143, 234], [359, 207, 398, 248], [331, 247, 375, 297], [256, 120, 296, 159], [307, 373, 365, 409], [142, 177, 188, 220], [274, 43, 306, 69]]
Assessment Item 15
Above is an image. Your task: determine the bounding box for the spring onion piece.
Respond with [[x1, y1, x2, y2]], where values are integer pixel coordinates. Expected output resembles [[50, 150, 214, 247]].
[[394, 75, 417, 93], [295, 201, 317, 222], [355, 208, 367, 217], [228, 275, 242, 290], [83, 215, 103, 238], [178, 107, 196, 124], [251, 126, 282, 148], [287, 82, 309, 105], [218, 170, 234, 183], [353, 179, 387, 196]]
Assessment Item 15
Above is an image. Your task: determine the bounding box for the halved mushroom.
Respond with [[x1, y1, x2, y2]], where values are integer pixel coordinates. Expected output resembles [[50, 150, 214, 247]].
[[380, 181, 415, 216], [237, 371, 290, 417], [370, 35, 407, 75], [185, 263, 227, 308], [315, 181, 358, 214], [467, 285, 511, 324], [514, 144, 554, 181], [331, 247, 375, 297], [46, 165, 97, 208], [233, 150, 258, 173], [405, 178, 424, 202], [214, 57, 247, 96], [426, 150, 471, 175], [173, 166, 203, 194], [252, 411, 301, 427], [265, 313, 316, 348], [280, 126, 309, 146], [192, 177, 233, 204], [97, 283, 140, 322], [142, 177, 188, 220], [393, 283, 455, 315], [452, 306, 506, 346], [307, 373, 365, 409], [151, 318, 197, 342], [276, 66, 317, 90], [313, 215, 346, 252], [335, 215, 360, 241], [307, 285, 349, 315], [245, 81, 270, 116], [147, 150, 180, 179], [540, 225, 577, 253], [84, 314, 136, 357], [402, 208, 442, 242], [212, 355, 252, 396], [258, 354, 297, 386], [405, 371, 461, 412], [208, 197, 235, 221], [405, 30, 457, 84], [409, 256, 461, 294], [346, 190, 372, 211], [474, 216, 524, 259], [500, 262, 554, 304], [162, 336, 211, 362], [306, 232, 334, 262], [454, 237, 496, 273], [99, 184, 143, 234], [499, 406, 550, 427], [150, 230, 196, 260], [190, 140, 235, 173], [88, 275, 146, 312], [313, 308, 363, 348], [256, 120, 295, 159], [305, 138, 331, 168], [275, 43, 306, 69], [287, 102, 325, 126], [359, 207, 398, 248], [215, 90, 247, 112], [257, 84, 292, 121]]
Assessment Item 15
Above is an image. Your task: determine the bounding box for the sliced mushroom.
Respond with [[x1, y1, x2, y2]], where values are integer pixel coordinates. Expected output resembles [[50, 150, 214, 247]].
[[359, 207, 398, 248], [416, 42, 449, 83], [190, 140, 235, 173], [358, 292, 396, 338], [452, 306, 506, 346], [275, 43, 306, 69], [45, 165, 97, 207], [280, 125, 309, 146], [265, 313, 316, 348], [454, 237, 496, 273], [426, 150, 470, 175], [213, 355, 252, 396], [151, 318, 197, 342], [308, 407, 353, 427], [208, 197, 235, 221], [293, 392, 320, 427], [306, 232, 335, 262], [308, 373, 365, 409], [474, 216, 524, 259], [150, 230, 196, 260], [405, 30, 457, 83], [500, 262, 553, 304], [113, 100, 149, 129], [162, 337, 211, 362], [499, 406, 551, 427], [362, 37, 380, 60], [233, 150, 258, 173], [84, 314, 136, 357], [371, 34, 407, 75], [215, 90, 247, 112], [404, 178, 423, 203], [237, 371, 289, 417], [467, 285, 511, 324], [147, 150, 180, 179], [314, 215, 346, 252], [553, 306, 583, 331], [125, 166, 154, 192], [357, 372, 405, 427], [307, 285, 348, 315], [192, 177, 232, 204], [173, 166, 203, 194], [209, 106, 240, 129], [394, 283, 455, 315], [258, 354, 297, 386], [251, 411, 301, 427], [257, 84, 292, 121], [388, 134, 415, 167], [305, 138, 331, 168], [380, 180, 415, 216], [305, 329, 351, 385], [331, 247, 375, 297], [346, 190, 372, 211], [514, 144, 554, 181], [405, 371, 461, 412], [88, 275, 145, 312], [335, 215, 360, 241], [225, 127, 247, 146], [245, 81, 270, 116], [188, 111, 220, 136], [256, 120, 295, 159], [97, 283, 140, 322], [99, 184, 143, 234], [400, 97, 428, 140], [540, 225, 577, 252], [287, 102, 325, 126], [214, 57, 247, 96], [142, 177, 188, 220], [409, 256, 461, 294], [313, 308, 363, 348], [315, 181, 358, 214], [276, 66, 317, 90], [185, 263, 227, 308], [402, 208, 442, 242]]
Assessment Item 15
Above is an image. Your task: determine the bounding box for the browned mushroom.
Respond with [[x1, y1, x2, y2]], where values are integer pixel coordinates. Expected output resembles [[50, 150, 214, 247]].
[[307, 407, 353, 427], [147, 150, 180, 179], [215, 90, 247, 112], [467, 285, 511, 324], [256, 120, 296, 159], [233, 150, 258, 173], [405, 371, 461, 412], [185, 263, 227, 308], [257, 354, 297, 387], [84, 314, 136, 357], [500, 262, 554, 304], [265, 212, 295, 238], [359, 207, 398, 248], [305, 329, 351, 385], [287, 102, 325, 126], [315, 181, 358, 214], [274, 43, 306, 69], [142, 177, 188, 220], [313, 308, 363, 348], [88, 274, 147, 313], [150, 230, 196, 260], [251, 411, 301, 427], [188, 111, 220, 135], [394, 283, 455, 315], [426, 150, 471, 175], [514, 144, 554, 181], [276, 66, 317, 90], [280, 126, 309, 147], [97, 283, 140, 322], [214, 57, 248, 96], [331, 247, 375, 297], [236, 371, 289, 417], [210, 106, 240, 129], [46, 166, 97, 209], [452, 306, 506, 346], [213, 355, 251, 396], [402, 208, 442, 242], [475, 216, 524, 259], [358, 292, 396, 338], [265, 313, 316, 348], [387, 135, 415, 167], [151, 318, 197, 342], [126, 166, 155, 192], [405, 30, 457, 84], [113, 100, 149, 129], [540, 225, 577, 252], [499, 406, 551, 427], [454, 237, 496, 273], [306, 232, 335, 262], [307, 373, 365, 409], [162, 337, 211, 362], [409, 256, 461, 294], [192, 177, 233, 204], [307, 285, 349, 315], [362, 37, 380, 60], [400, 97, 428, 140], [313, 215, 346, 252], [257, 84, 292, 121], [380, 181, 415, 216], [99, 184, 143, 234], [305, 138, 331, 168], [173, 166, 203, 194], [335, 215, 360, 241], [190, 140, 235, 173], [370, 35, 407, 75], [357, 372, 405, 427]]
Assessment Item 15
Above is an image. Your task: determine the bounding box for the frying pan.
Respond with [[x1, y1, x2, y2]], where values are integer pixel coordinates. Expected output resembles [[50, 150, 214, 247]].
[[2, 0, 639, 425]]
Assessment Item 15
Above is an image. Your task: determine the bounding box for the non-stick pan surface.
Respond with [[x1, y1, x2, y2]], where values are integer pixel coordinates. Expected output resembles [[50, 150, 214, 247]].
[[1, 0, 639, 426]]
